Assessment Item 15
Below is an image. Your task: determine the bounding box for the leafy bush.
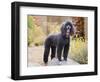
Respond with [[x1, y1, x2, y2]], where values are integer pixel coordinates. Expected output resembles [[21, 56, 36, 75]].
[[32, 26, 46, 46], [28, 16, 46, 46]]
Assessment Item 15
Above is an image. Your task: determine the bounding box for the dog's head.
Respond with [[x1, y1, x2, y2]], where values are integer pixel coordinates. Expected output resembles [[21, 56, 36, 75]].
[[61, 21, 74, 38]]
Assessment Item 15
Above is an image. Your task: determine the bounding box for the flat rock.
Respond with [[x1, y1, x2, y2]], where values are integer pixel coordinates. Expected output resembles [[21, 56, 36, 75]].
[[48, 58, 79, 66]]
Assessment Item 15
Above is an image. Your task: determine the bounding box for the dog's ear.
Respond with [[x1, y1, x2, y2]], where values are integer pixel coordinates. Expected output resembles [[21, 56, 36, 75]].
[[60, 22, 65, 34], [61, 25, 64, 33], [70, 23, 74, 35]]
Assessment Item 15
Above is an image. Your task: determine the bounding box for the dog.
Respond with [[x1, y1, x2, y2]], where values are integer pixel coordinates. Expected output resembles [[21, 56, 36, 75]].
[[43, 21, 74, 65]]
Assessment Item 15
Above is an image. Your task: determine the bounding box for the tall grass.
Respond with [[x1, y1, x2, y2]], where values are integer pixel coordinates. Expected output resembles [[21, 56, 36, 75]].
[[69, 38, 88, 64]]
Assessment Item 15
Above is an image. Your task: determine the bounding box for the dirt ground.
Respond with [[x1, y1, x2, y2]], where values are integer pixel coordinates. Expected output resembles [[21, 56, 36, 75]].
[[28, 46, 79, 67]]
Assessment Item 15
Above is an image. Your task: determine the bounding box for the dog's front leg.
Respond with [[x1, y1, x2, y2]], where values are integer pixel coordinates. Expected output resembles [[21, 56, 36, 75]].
[[57, 43, 63, 61]]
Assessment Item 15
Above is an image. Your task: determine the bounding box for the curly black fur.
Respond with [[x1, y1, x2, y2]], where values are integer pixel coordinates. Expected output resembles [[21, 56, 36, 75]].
[[43, 21, 74, 64]]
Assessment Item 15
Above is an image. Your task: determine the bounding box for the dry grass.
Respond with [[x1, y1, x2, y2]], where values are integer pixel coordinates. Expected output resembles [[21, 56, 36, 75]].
[[69, 38, 88, 64]]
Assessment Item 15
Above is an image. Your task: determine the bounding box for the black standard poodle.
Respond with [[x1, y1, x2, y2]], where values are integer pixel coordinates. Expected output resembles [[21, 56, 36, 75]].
[[43, 21, 74, 65]]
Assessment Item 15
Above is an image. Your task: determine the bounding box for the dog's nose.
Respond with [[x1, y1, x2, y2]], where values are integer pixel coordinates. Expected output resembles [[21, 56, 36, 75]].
[[67, 29, 70, 33]]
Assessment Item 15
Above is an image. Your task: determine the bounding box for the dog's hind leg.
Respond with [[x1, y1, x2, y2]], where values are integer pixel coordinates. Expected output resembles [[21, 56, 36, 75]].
[[51, 46, 56, 60], [43, 44, 50, 64]]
